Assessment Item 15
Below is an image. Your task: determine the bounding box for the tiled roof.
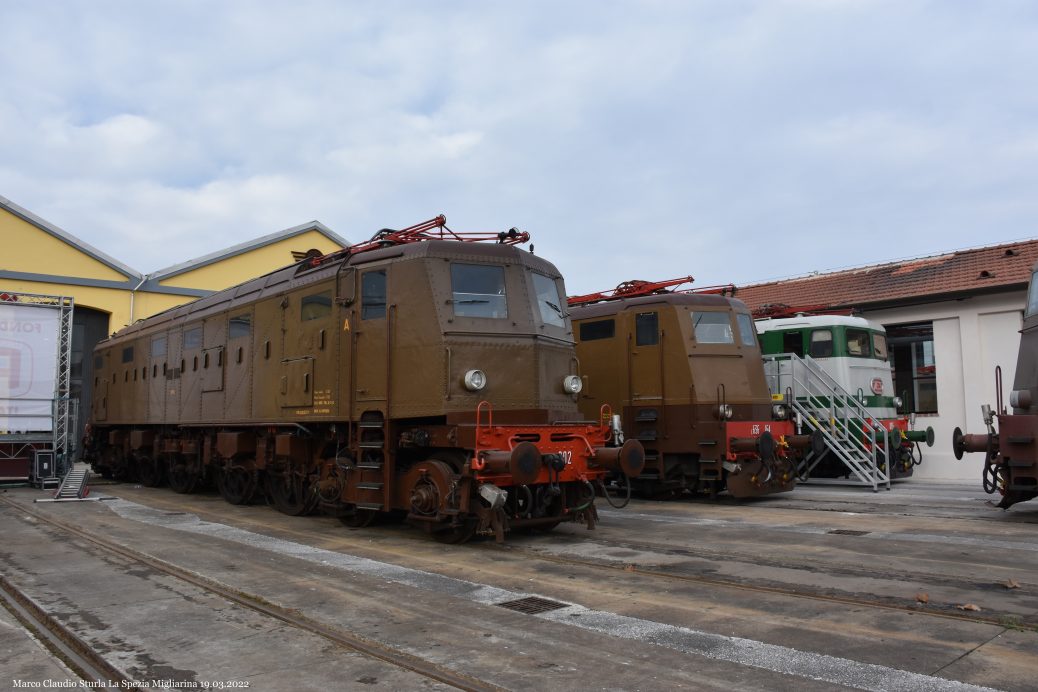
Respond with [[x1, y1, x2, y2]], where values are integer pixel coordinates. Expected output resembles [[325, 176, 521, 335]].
[[736, 239, 1038, 313]]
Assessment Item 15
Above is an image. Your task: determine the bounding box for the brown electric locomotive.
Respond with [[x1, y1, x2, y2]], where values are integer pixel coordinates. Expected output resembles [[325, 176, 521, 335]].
[[953, 261, 1038, 509], [83, 216, 643, 542], [568, 278, 820, 499]]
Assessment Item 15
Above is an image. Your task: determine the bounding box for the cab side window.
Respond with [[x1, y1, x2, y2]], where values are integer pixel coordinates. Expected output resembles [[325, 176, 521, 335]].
[[361, 270, 387, 320], [736, 313, 757, 347], [782, 330, 804, 356], [809, 329, 833, 357], [635, 312, 658, 346], [579, 319, 615, 341]]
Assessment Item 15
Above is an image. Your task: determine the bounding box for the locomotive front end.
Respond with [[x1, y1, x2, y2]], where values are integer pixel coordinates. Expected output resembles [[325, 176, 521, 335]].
[[320, 235, 643, 542], [953, 262, 1038, 509]]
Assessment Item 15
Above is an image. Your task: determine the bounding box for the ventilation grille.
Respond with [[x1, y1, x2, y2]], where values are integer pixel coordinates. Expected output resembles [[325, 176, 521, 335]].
[[496, 596, 568, 614]]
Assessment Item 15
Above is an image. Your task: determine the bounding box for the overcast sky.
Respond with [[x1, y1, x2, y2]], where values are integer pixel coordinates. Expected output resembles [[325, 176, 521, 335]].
[[2, 1, 1037, 294]]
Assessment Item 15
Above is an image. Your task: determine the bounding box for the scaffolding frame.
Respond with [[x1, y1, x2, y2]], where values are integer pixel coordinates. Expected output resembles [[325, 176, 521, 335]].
[[0, 291, 75, 478]]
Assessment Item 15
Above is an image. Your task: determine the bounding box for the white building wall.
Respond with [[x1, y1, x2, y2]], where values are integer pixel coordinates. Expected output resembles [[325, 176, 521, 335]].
[[862, 290, 1024, 482]]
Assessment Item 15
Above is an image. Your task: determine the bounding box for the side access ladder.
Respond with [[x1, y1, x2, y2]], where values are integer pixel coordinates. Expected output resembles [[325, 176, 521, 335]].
[[353, 411, 392, 512], [763, 353, 893, 491]]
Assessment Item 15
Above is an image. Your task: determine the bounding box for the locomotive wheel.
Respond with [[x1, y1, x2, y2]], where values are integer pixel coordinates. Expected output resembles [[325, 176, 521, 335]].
[[432, 516, 478, 544], [266, 468, 317, 516], [216, 464, 258, 505], [137, 455, 164, 487], [167, 455, 199, 494]]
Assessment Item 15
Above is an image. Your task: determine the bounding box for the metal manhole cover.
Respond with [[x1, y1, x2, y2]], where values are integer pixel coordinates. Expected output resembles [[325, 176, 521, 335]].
[[496, 596, 568, 614], [828, 529, 870, 536]]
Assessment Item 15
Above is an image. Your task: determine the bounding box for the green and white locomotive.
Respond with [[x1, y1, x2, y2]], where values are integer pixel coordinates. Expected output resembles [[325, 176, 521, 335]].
[[755, 311, 933, 481]]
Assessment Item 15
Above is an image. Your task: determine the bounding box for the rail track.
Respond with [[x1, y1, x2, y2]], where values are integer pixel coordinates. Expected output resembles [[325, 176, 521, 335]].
[[0, 496, 503, 692], [491, 537, 1036, 629], [0, 574, 129, 690]]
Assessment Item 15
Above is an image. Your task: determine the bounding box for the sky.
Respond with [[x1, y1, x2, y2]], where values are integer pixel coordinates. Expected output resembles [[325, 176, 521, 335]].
[[2, 0, 1037, 295]]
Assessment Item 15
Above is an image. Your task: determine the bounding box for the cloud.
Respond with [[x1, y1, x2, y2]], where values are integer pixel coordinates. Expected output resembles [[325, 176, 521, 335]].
[[1, 1, 1037, 293]]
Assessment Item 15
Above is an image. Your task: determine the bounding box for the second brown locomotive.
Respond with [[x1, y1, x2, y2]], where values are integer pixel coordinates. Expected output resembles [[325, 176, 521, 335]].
[[569, 278, 820, 499]]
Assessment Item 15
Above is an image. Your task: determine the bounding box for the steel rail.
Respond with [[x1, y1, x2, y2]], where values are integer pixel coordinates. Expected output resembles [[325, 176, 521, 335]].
[[0, 574, 131, 690], [0, 497, 503, 692]]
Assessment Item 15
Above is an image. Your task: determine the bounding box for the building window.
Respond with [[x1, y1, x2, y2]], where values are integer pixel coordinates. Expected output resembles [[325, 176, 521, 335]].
[[888, 322, 937, 414]]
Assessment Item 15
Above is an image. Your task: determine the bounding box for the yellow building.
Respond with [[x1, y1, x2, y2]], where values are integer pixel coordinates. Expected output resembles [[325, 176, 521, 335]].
[[0, 193, 349, 446]]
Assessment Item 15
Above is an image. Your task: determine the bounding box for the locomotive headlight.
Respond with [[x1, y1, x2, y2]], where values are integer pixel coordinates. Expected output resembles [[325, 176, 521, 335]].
[[563, 375, 583, 394], [772, 403, 788, 420], [715, 404, 733, 420], [463, 369, 487, 391], [893, 396, 903, 409]]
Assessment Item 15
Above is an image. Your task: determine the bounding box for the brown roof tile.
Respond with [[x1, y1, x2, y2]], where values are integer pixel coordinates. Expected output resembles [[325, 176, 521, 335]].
[[737, 239, 1038, 313]]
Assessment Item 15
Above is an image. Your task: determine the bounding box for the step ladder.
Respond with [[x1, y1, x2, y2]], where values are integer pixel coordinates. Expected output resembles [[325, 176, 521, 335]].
[[352, 411, 390, 511], [34, 464, 96, 503], [762, 353, 892, 491]]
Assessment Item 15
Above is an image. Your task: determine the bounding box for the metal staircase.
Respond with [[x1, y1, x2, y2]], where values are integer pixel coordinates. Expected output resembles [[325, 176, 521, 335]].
[[33, 464, 92, 503], [762, 353, 892, 491]]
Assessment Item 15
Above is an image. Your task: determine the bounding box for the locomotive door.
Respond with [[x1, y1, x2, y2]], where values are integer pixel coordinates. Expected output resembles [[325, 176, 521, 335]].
[[629, 311, 663, 403], [352, 268, 389, 409], [148, 334, 167, 423]]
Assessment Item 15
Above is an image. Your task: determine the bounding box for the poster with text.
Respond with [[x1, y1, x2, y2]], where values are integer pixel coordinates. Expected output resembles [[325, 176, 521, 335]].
[[0, 303, 60, 432]]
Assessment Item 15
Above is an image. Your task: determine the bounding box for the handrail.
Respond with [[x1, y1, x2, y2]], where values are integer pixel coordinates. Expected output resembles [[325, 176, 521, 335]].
[[763, 352, 891, 490]]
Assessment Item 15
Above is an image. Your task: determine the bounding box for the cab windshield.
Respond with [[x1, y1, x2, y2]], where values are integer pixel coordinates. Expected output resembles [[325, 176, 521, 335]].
[[873, 333, 888, 361], [531, 273, 565, 327], [692, 312, 734, 344], [451, 264, 507, 318]]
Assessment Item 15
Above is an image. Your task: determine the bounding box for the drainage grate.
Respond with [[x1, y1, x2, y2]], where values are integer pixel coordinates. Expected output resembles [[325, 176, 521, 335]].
[[496, 596, 568, 614], [828, 529, 870, 536]]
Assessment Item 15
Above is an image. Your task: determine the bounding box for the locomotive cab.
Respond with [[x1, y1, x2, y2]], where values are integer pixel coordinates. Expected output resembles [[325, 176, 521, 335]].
[[571, 292, 816, 499]]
